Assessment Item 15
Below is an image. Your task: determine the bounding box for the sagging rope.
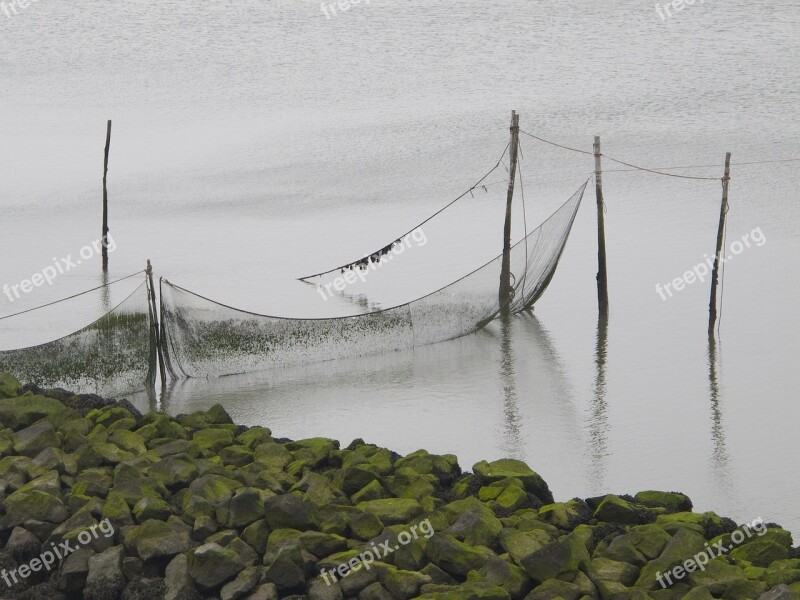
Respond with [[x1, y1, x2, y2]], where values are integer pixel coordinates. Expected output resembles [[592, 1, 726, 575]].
[[0, 270, 145, 322], [298, 141, 511, 281], [519, 129, 800, 181]]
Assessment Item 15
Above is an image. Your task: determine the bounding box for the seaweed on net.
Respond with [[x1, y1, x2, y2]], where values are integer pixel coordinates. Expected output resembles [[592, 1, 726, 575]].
[[161, 181, 587, 379]]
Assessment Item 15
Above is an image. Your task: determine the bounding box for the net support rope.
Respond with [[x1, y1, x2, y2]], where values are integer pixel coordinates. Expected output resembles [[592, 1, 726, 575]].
[[298, 142, 511, 281]]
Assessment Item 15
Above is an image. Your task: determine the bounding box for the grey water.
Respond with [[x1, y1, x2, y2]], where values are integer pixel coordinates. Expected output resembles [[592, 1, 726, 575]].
[[1, 0, 799, 534]]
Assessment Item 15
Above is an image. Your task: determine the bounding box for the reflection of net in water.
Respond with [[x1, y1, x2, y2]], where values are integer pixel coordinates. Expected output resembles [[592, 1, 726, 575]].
[[161, 182, 587, 379], [0, 280, 156, 396]]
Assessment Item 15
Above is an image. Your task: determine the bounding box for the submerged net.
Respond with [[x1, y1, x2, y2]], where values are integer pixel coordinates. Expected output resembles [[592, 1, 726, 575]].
[[0, 278, 156, 396], [161, 181, 587, 379]]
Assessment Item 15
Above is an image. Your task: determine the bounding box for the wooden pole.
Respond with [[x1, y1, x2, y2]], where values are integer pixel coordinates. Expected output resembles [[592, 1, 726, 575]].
[[102, 120, 112, 271], [499, 110, 520, 309], [146, 260, 167, 388], [594, 136, 609, 316], [708, 153, 731, 337]]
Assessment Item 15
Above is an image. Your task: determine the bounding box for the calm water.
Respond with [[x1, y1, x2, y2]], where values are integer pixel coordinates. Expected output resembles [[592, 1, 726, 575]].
[[1, 0, 799, 533]]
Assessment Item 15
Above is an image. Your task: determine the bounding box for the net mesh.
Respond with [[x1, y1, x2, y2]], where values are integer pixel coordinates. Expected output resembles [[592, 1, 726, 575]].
[[0, 280, 156, 396], [161, 181, 587, 378]]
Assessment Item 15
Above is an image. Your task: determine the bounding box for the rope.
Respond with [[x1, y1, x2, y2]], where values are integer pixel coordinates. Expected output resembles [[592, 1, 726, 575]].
[[0, 270, 144, 322], [519, 130, 594, 156], [298, 141, 511, 281], [600, 155, 721, 181], [517, 141, 530, 299], [519, 128, 800, 181]]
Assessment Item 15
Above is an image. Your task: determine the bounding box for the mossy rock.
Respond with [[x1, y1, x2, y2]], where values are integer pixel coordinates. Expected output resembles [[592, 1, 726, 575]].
[[133, 495, 173, 522], [102, 490, 134, 526], [187, 474, 243, 507], [472, 459, 553, 505], [634, 491, 692, 513], [387, 468, 437, 501], [242, 519, 270, 554], [594, 494, 653, 526], [634, 528, 707, 589], [285, 437, 339, 468], [498, 528, 552, 567], [587, 556, 640, 586], [425, 533, 495, 577], [537, 499, 593, 531], [415, 581, 511, 599], [123, 518, 192, 562], [74, 467, 113, 497], [0, 393, 74, 430], [2, 489, 69, 527], [350, 510, 384, 541], [0, 372, 21, 398], [357, 498, 424, 525], [13, 421, 60, 456], [236, 426, 272, 449], [525, 578, 582, 600], [219, 445, 254, 467], [177, 404, 234, 429], [135, 413, 188, 442], [380, 565, 432, 599], [447, 505, 503, 549], [471, 556, 531, 599], [601, 524, 672, 566], [192, 428, 235, 454], [108, 429, 147, 455], [352, 479, 388, 504], [187, 541, 245, 590], [149, 454, 199, 490], [518, 530, 590, 583]]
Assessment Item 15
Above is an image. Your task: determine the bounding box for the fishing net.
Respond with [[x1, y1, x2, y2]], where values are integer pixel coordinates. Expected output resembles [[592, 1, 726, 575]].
[[161, 181, 587, 379], [0, 276, 157, 396]]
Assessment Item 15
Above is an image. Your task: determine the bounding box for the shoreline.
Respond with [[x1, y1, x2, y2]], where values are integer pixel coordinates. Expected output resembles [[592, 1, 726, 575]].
[[1, 372, 798, 600]]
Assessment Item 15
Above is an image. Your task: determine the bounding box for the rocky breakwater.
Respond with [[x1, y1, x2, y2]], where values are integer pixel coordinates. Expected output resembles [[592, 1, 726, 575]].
[[0, 371, 799, 600]]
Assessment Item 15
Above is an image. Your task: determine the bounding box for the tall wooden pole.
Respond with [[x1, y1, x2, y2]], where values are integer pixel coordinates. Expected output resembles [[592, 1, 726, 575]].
[[499, 110, 520, 309], [146, 260, 167, 388], [594, 136, 609, 316], [102, 120, 112, 271], [708, 153, 731, 337]]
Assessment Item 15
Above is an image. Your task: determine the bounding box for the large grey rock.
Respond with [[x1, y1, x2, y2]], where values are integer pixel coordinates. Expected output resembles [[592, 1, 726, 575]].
[[13, 422, 59, 457], [6, 526, 41, 561], [56, 548, 94, 593], [85, 545, 126, 600], [187, 542, 246, 590], [243, 583, 279, 600], [165, 553, 202, 600], [221, 566, 261, 600]]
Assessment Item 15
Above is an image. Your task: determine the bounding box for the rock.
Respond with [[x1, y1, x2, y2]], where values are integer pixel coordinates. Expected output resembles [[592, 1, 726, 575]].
[[265, 493, 318, 530], [524, 579, 582, 600], [133, 495, 172, 522], [475, 557, 531, 599], [0, 393, 72, 430], [0, 372, 21, 398], [225, 487, 268, 528], [472, 459, 553, 505], [56, 547, 94, 592], [586, 557, 639, 586], [84, 545, 126, 600], [633, 490, 692, 513], [242, 519, 270, 553], [350, 511, 384, 541], [499, 528, 552, 566], [124, 519, 192, 562], [244, 583, 279, 600], [447, 505, 503, 549], [102, 490, 135, 526], [187, 542, 246, 590], [518, 531, 590, 583], [356, 498, 423, 525], [358, 582, 394, 600], [425, 533, 494, 577], [593, 494, 652, 525], [121, 577, 167, 600], [193, 428, 235, 455], [2, 490, 69, 527], [13, 421, 59, 457], [221, 566, 261, 600], [164, 553, 202, 600], [6, 526, 41, 561]]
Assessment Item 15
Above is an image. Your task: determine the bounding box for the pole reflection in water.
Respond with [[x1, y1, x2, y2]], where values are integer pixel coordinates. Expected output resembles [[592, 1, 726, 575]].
[[587, 313, 610, 493], [498, 313, 525, 460], [708, 337, 733, 495]]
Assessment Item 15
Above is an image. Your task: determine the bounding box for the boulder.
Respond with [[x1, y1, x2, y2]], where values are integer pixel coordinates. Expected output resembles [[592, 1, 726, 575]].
[[472, 459, 553, 505], [84, 545, 126, 600], [187, 542, 246, 590]]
